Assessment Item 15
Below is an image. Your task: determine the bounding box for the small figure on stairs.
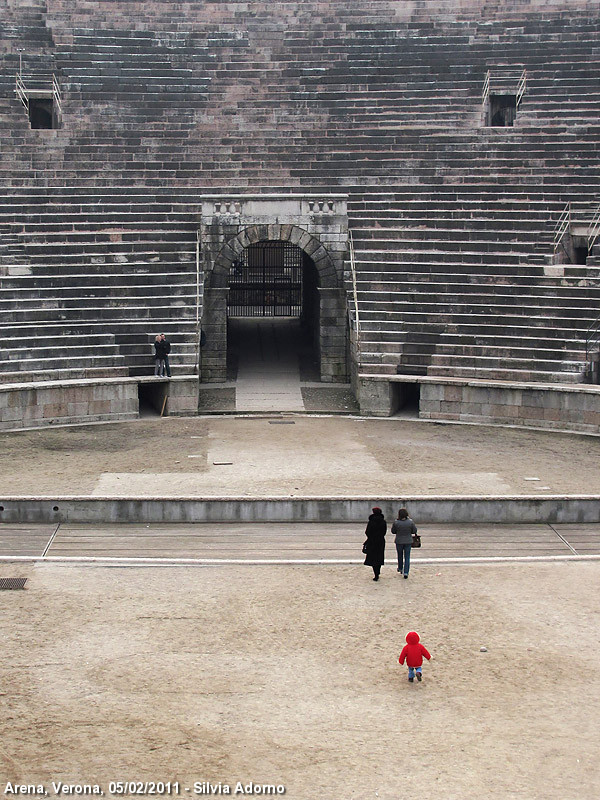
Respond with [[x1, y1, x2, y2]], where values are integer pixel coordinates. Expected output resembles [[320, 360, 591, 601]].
[[153, 333, 171, 377]]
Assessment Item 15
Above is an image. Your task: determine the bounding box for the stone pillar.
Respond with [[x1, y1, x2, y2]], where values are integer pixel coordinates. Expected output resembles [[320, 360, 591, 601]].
[[319, 287, 348, 382], [358, 378, 398, 417], [200, 287, 228, 382]]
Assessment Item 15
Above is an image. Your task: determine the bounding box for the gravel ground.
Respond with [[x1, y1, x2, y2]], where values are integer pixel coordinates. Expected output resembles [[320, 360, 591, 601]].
[[0, 560, 598, 800], [0, 415, 598, 497]]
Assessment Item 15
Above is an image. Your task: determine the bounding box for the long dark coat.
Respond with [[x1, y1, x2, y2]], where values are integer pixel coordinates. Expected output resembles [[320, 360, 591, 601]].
[[363, 511, 386, 567]]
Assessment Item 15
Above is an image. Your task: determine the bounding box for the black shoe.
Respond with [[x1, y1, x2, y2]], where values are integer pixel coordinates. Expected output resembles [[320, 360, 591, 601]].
[[408, 676, 414, 682], [404, 574, 408, 579], [373, 576, 379, 581], [397, 567, 401, 572], [416, 673, 422, 682]]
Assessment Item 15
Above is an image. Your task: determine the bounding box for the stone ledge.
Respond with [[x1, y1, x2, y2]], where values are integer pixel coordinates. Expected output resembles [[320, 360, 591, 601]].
[[0, 375, 197, 393], [359, 372, 600, 396]]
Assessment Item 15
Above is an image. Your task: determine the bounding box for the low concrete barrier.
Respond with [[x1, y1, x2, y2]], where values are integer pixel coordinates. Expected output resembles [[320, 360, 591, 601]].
[[0, 495, 599, 524]]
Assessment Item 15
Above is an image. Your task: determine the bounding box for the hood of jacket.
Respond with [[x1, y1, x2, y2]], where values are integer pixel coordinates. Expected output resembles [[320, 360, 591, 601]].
[[406, 631, 420, 645]]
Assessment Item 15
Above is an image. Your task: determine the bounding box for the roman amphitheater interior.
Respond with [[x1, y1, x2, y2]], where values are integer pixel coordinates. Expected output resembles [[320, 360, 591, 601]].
[[0, 0, 599, 432]]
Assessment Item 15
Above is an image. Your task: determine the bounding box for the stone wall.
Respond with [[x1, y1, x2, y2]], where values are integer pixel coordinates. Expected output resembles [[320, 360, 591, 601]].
[[358, 375, 600, 435], [420, 381, 600, 434], [0, 376, 198, 431]]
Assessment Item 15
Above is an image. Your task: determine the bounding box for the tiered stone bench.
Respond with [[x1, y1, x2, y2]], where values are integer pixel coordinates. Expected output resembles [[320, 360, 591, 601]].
[[0, 0, 598, 422]]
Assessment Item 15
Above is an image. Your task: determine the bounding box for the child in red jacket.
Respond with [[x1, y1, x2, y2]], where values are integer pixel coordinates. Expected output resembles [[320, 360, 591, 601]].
[[399, 631, 431, 682]]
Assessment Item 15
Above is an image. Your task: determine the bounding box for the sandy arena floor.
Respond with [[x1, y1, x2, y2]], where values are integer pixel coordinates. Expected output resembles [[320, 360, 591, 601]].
[[1, 415, 599, 496], [0, 560, 598, 800]]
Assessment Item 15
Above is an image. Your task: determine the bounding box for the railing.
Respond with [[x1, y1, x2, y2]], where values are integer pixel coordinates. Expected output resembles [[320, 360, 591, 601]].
[[52, 74, 62, 114], [553, 203, 571, 254], [195, 228, 201, 375], [516, 68, 527, 107], [482, 70, 490, 105], [589, 203, 600, 253], [15, 73, 28, 110], [482, 68, 527, 106], [15, 72, 62, 114], [348, 230, 361, 361], [585, 314, 600, 383]]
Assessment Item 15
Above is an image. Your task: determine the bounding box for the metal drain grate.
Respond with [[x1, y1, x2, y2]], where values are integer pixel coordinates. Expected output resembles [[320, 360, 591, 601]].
[[268, 420, 296, 425], [0, 577, 27, 590]]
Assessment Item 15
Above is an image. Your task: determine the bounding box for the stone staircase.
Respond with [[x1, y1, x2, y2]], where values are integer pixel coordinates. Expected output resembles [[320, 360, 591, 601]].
[[0, 0, 599, 384], [0, 190, 200, 381]]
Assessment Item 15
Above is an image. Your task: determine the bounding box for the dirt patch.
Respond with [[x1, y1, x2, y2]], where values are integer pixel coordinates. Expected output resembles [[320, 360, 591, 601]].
[[0, 561, 598, 799], [0, 416, 599, 497]]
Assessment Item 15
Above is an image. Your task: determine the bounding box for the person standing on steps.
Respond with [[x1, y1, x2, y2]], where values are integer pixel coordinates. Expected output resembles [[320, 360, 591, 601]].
[[392, 507, 417, 579], [154, 333, 172, 378], [153, 334, 166, 376], [363, 506, 386, 581], [159, 333, 172, 378]]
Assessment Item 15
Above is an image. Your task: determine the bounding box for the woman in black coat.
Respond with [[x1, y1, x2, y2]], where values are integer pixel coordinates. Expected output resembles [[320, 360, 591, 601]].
[[363, 507, 386, 581]]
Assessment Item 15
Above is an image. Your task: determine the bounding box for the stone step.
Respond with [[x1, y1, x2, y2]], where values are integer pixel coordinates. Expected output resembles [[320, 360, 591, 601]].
[[422, 364, 586, 384], [0, 284, 197, 302], [0, 305, 197, 323], [356, 287, 600, 305], [0, 367, 132, 385], [0, 272, 197, 288]]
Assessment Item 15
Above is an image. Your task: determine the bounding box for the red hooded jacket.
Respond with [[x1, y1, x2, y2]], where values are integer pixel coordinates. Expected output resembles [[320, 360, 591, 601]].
[[399, 631, 431, 667]]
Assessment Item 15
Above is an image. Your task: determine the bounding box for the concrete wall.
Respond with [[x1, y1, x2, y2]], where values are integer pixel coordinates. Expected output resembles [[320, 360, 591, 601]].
[[0, 496, 599, 524], [0, 376, 198, 431]]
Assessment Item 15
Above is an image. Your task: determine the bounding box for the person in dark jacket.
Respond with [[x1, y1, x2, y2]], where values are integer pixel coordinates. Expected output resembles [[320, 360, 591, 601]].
[[363, 506, 386, 581], [391, 507, 417, 579], [159, 333, 172, 377], [153, 333, 172, 377]]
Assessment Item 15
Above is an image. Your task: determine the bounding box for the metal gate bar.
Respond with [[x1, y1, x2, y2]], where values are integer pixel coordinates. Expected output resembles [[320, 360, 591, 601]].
[[228, 242, 303, 317]]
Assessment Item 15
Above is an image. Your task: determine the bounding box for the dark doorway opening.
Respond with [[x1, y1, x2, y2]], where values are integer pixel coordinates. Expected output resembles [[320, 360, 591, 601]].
[[138, 381, 168, 417], [574, 244, 589, 265], [487, 94, 517, 127], [392, 382, 420, 417], [29, 98, 55, 129], [226, 240, 320, 382]]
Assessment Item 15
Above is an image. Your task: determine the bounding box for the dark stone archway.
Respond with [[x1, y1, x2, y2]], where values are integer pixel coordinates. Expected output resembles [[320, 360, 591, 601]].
[[199, 197, 349, 385]]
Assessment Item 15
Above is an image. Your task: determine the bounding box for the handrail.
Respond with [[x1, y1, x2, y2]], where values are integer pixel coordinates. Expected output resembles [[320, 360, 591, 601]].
[[15, 73, 28, 110], [482, 70, 490, 105], [15, 72, 61, 112], [553, 202, 570, 253], [195, 228, 201, 375], [585, 313, 600, 368], [348, 229, 361, 360], [588, 203, 600, 253], [52, 74, 62, 113], [516, 68, 527, 107], [482, 67, 526, 106]]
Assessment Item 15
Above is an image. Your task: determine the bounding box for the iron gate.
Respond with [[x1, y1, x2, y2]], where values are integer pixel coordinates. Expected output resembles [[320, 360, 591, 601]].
[[227, 241, 303, 317]]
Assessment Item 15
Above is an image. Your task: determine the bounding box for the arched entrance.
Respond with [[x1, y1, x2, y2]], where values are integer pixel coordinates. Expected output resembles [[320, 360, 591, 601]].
[[226, 241, 321, 401], [201, 222, 348, 388]]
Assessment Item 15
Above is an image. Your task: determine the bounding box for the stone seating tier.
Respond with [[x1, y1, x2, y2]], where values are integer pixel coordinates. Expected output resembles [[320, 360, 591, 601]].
[[1, 1, 599, 384]]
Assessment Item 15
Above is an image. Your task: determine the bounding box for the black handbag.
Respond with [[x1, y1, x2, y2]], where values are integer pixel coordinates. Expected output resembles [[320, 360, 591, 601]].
[[362, 540, 368, 554], [412, 533, 421, 548]]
